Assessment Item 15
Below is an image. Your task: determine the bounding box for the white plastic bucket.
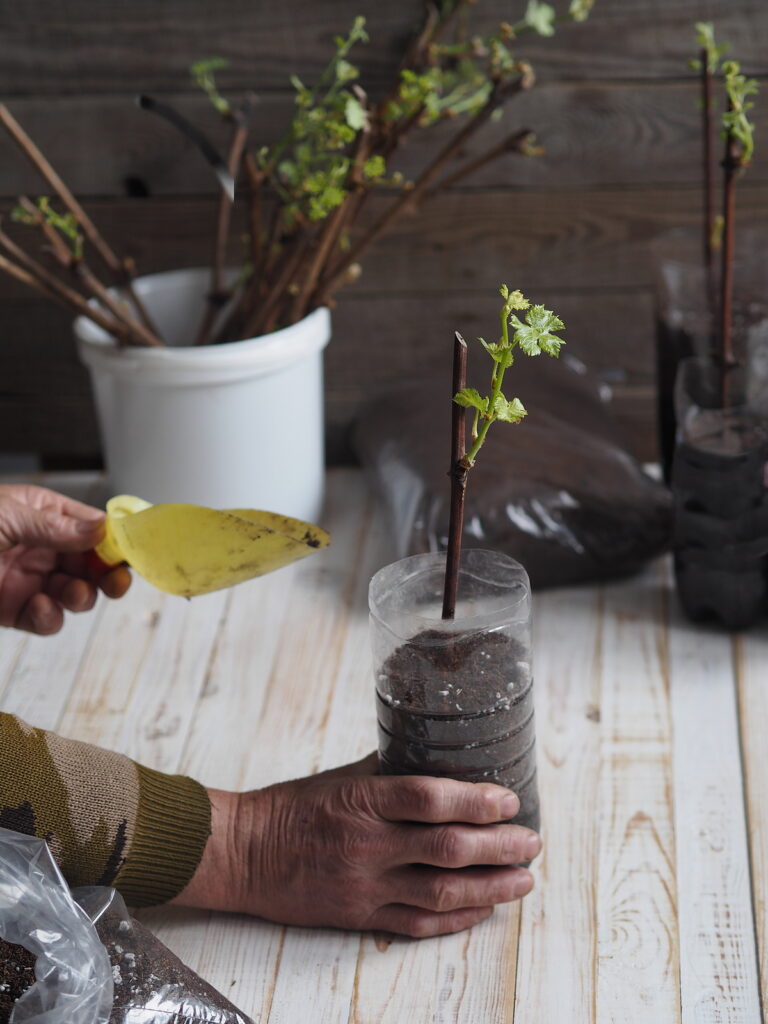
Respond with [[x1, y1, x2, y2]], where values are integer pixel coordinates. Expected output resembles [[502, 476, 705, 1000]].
[[75, 268, 331, 521]]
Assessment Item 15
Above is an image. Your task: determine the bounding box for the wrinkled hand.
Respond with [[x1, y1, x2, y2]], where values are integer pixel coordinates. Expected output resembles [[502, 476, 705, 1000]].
[[0, 484, 131, 634], [176, 754, 541, 937]]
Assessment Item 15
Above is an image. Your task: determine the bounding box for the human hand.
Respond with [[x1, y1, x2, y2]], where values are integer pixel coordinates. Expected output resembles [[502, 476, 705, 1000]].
[[175, 754, 541, 937], [0, 484, 132, 634]]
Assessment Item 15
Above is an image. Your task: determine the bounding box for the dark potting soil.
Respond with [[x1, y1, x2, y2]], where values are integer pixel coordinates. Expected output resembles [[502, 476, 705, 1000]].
[[94, 903, 251, 1024], [684, 415, 768, 458], [0, 908, 251, 1024], [377, 629, 539, 834], [0, 939, 36, 1024]]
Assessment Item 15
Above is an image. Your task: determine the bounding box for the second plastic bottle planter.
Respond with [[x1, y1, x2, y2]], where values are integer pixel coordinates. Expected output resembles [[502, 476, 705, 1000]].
[[651, 228, 768, 482], [369, 549, 539, 834], [672, 357, 768, 629]]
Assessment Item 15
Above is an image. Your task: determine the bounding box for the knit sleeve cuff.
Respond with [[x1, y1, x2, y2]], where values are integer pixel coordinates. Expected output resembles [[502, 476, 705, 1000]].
[[112, 764, 211, 908]]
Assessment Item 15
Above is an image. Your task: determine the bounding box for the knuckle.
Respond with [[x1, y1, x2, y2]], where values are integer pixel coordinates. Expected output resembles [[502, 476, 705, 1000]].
[[403, 776, 444, 819], [431, 827, 471, 867], [428, 874, 463, 912], [406, 912, 437, 939], [336, 825, 373, 866], [498, 825, 535, 862], [474, 784, 506, 819], [489, 873, 520, 904]]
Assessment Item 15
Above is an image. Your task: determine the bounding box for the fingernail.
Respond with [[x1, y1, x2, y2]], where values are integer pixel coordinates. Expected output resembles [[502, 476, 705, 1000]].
[[525, 833, 542, 859], [513, 870, 534, 896], [77, 518, 102, 534], [32, 610, 55, 634], [500, 794, 519, 818]]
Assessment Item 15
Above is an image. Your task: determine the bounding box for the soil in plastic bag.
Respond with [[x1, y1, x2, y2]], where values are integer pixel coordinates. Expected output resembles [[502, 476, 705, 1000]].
[[353, 356, 672, 588], [0, 887, 253, 1024], [0, 940, 36, 1022], [89, 892, 252, 1024]]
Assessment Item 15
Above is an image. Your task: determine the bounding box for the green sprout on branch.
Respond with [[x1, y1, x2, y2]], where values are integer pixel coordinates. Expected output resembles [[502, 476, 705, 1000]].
[[442, 284, 565, 617], [11, 196, 83, 259], [163, 2, 597, 341], [691, 21, 729, 73], [454, 285, 565, 465], [191, 58, 232, 116], [722, 59, 759, 165], [569, 0, 596, 23], [517, 0, 557, 36]]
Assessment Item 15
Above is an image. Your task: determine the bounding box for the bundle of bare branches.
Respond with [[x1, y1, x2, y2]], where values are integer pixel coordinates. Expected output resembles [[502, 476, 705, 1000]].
[[0, 0, 594, 348]]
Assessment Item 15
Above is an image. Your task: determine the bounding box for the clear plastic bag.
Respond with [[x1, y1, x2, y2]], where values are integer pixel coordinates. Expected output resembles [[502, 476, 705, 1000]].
[[80, 887, 252, 1024], [0, 829, 253, 1024], [0, 828, 113, 1024]]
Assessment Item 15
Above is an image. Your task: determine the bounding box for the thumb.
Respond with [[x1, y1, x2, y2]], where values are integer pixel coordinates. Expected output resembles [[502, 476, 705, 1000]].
[[0, 499, 105, 553]]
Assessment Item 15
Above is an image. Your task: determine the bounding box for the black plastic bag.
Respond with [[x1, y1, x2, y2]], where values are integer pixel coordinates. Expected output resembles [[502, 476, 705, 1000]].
[[353, 356, 672, 588]]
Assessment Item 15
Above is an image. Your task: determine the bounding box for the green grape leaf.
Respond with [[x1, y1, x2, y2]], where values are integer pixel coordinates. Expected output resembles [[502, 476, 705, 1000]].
[[336, 59, 358, 84], [10, 204, 36, 225], [363, 155, 386, 179], [694, 22, 729, 73], [721, 60, 759, 164], [569, 0, 595, 22], [344, 96, 368, 131], [190, 57, 231, 115], [479, 337, 503, 360], [453, 387, 486, 411], [492, 395, 527, 423], [510, 305, 565, 357], [523, 0, 556, 36]]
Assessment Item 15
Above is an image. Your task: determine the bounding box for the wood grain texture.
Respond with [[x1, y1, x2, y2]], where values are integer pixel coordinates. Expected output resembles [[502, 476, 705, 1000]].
[[145, 471, 370, 1018], [2, 80, 767, 200], [3, 188, 767, 298], [596, 565, 680, 1021], [0, 469, 766, 1022], [0, 0, 766, 96], [667, 578, 761, 1022], [8, 180, 768, 463], [735, 628, 768, 1014], [350, 907, 523, 1024], [0, 244, 664, 463], [512, 584, 602, 1023], [1, 1, 768, 465], [65, 585, 228, 769]]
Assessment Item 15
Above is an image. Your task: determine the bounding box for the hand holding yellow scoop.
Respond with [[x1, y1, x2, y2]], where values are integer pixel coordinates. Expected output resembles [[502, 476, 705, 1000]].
[[93, 495, 330, 597]]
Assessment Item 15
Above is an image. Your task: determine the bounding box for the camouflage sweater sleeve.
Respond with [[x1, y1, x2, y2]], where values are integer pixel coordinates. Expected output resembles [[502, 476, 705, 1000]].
[[0, 713, 211, 907]]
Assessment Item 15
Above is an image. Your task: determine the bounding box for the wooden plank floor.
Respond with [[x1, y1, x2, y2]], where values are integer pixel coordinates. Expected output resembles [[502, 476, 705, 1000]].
[[0, 468, 765, 1022]]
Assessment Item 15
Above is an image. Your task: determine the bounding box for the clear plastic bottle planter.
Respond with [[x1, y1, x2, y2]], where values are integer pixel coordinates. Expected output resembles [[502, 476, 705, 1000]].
[[651, 228, 768, 482], [369, 550, 539, 834], [672, 357, 768, 629]]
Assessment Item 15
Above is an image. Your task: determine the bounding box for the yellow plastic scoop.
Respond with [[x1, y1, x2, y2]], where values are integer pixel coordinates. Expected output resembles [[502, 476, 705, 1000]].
[[94, 495, 330, 597]]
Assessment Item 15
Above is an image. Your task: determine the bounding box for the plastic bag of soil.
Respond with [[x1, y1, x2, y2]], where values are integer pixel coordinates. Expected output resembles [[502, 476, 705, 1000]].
[[0, 828, 252, 1024], [353, 355, 672, 588]]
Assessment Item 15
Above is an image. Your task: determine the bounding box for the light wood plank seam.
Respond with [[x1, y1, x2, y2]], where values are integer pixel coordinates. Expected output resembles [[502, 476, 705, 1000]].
[[733, 634, 767, 1024]]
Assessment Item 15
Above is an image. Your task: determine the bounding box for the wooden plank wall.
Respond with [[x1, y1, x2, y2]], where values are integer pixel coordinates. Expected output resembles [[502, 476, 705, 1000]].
[[0, 0, 766, 465]]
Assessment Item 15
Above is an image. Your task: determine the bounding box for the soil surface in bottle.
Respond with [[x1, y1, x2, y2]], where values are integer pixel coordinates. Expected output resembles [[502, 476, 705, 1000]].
[[376, 628, 539, 834]]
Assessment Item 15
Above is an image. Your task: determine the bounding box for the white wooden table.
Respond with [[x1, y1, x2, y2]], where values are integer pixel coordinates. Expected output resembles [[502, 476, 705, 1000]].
[[1, 468, 766, 1023]]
